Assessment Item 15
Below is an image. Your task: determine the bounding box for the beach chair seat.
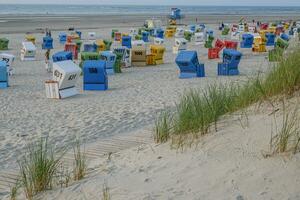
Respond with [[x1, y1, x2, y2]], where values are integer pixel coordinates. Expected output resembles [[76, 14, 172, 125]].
[[83, 60, 108, 91], [0, 53, 15, 76], [45, 60, 81, 99], [175, 50, 205, 79], [0, 61, 8, 88], [218, 49, 242, 76], [100, 51, 116, 75]]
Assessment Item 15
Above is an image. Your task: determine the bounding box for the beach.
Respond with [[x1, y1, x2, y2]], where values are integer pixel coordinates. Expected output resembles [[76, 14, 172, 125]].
[[0, 11, 300, 199]]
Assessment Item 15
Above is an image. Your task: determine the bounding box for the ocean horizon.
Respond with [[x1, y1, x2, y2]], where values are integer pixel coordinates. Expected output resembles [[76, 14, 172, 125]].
[[0, 4, 300, 16]]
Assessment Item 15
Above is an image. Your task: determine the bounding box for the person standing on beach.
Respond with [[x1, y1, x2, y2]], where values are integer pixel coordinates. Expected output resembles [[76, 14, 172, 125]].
[[45, 49, 51, 72], [44, 28, 52, 72]]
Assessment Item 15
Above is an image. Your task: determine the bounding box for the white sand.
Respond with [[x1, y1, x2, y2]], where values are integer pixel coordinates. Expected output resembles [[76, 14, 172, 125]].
[[0, 22, 270, 170], [32, 96, 300, 200], [0, 14, 299, 199]]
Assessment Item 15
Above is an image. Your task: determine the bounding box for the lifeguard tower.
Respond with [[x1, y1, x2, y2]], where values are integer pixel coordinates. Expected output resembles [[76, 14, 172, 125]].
[[169, 8, 183, 20]]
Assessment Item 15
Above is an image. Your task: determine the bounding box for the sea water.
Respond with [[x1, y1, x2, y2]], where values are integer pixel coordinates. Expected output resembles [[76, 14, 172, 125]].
[[0, 4, 299, 16]]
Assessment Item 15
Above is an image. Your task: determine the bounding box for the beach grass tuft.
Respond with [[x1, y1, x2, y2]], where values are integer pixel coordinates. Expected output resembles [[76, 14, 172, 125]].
[[102, 181, 111, 200], [73, 139, 87, 181], [155, 47, 300, 147], [9, 181, 19, 200], [18, 137, 64, 199], [271, 102, 300, 154], [154, 111, 172, 143]]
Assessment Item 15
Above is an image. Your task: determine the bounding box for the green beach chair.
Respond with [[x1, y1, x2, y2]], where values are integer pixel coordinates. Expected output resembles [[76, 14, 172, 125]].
[[111, 29, 119, 39], [135, 35, 142, 40], [80, 52, 99, 68], [74, 40, 82, 52], [103, 39, 112, 51], [204, 35, 214, 48], [0, 38, 9, 50], [222, 27, 230, 35], [114, 53, 123, 73], [275, 37, 289, 49], [184, 31, 193, 42]]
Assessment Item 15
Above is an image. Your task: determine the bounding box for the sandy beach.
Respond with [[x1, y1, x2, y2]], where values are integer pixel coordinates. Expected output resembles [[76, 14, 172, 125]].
[[0, 12, 300, 199]]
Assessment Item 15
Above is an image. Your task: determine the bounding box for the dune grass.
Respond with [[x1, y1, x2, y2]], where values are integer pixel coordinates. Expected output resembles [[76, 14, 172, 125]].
[[102, 181, 111, 200], [154, 111, 172, 143], [73, 140, 87, 181], [271, 103, 300, 154], [155, 47, 300, 146], [9, 181, 19, 200], [18, 138, 64, 200]]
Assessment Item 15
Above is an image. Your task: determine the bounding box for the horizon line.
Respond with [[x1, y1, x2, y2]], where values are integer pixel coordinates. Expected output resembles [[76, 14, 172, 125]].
[[0, 3, 300, 7]]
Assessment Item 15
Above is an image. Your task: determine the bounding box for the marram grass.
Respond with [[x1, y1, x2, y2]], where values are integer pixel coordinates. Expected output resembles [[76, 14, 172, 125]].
[[73, 139, 87, 181], [18, 138, 64, 199], [270, 103, 300, 154], [155, 47, 300, 146]]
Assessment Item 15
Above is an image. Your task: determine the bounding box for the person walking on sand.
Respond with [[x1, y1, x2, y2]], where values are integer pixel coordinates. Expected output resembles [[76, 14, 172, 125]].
[[45, 49, 51, 72]]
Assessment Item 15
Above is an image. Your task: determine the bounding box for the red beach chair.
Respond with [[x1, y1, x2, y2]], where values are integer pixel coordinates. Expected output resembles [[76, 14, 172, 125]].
[[208, 48, 220, 59], [215, 39, 225, 51], [64, 43, 78, 60], [224, 40, 238, 50]]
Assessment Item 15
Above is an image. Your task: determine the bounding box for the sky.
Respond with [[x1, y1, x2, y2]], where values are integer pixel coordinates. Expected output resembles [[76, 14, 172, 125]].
[[0, 0, 300, 6]]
